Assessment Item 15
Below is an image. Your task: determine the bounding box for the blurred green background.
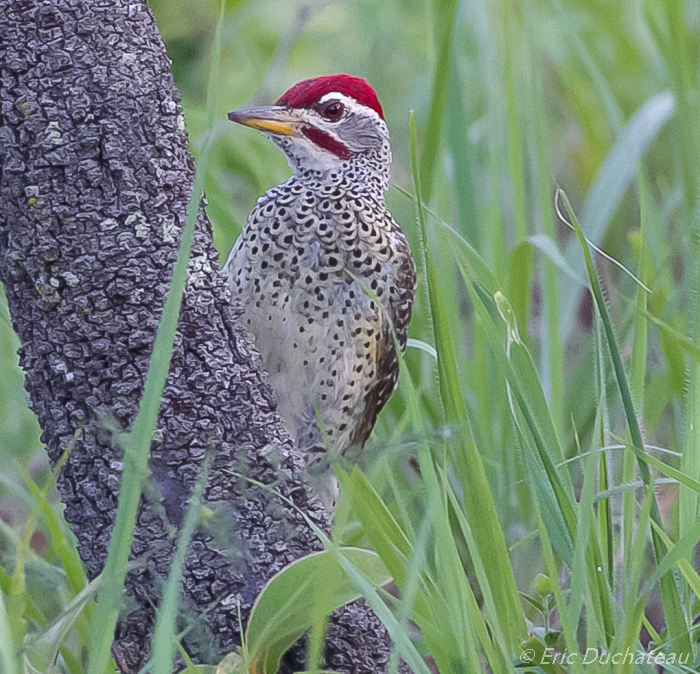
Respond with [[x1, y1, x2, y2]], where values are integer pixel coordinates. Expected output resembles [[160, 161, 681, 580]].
[[2, 0, 699, 670]]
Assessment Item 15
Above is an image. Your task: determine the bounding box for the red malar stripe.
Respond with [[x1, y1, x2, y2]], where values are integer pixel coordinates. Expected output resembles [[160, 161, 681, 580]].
[[302, 126, 351, 160]]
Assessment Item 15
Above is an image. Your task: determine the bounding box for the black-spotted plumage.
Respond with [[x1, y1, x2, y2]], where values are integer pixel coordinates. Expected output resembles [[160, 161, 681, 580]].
[[225, 76, 415, 508]]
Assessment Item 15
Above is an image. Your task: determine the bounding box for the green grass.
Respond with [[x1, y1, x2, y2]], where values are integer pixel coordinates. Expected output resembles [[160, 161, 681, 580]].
[[2, 0, 700, 671]]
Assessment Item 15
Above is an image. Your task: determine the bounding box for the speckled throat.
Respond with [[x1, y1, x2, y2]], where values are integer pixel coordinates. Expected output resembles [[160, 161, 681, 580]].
[[225, 149, 415, 498]]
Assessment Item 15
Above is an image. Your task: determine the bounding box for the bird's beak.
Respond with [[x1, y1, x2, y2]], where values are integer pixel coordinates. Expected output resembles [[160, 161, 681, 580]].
[[227, 106, 303, 137]]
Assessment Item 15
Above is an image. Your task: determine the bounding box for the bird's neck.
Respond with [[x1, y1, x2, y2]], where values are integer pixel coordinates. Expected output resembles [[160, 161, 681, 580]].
[[290, 141, 392, 199]]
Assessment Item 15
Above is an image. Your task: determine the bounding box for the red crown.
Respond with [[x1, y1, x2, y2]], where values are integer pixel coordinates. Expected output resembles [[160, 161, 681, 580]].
[[276, 75, 384, 120]]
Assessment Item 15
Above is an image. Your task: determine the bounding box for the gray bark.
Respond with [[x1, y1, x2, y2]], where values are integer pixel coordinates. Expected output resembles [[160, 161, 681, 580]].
[[0, 1, 395, 671]]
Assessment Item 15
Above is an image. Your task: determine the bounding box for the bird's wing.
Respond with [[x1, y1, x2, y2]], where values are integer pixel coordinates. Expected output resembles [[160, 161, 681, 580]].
[[350, 222, 416, 447]]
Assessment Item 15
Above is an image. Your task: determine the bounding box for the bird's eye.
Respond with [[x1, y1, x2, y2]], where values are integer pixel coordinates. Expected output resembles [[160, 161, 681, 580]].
[[321, 100, 344, 121]]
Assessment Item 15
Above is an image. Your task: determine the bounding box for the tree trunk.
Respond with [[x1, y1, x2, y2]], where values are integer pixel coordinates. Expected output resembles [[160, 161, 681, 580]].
[[0, 1, 394, 671]]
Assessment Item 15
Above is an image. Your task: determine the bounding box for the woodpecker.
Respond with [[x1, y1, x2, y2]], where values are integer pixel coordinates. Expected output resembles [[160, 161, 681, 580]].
[[225, 75, 415, 507]]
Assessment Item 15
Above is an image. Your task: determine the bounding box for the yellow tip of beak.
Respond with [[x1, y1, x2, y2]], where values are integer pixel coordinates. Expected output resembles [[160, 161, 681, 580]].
[[227, 106, 301, 137]]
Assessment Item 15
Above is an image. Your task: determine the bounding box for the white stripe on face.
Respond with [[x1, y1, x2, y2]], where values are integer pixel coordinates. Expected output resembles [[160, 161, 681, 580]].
[[316, 92, 385, 125]]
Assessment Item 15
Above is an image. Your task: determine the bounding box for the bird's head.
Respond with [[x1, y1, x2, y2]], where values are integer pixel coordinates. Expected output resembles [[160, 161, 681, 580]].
[[228, 75, 391, 186]]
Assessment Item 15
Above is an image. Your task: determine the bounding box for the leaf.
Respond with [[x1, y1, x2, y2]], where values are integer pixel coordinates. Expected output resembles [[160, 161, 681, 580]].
[[581, 92, 674, 242], [245, 548, 391, 674], [24, 575, 101, 672]]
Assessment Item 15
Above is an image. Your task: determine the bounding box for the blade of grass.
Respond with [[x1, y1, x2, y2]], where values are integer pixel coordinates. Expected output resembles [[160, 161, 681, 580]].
[[414, 452, 477, 671], [334, 553, 434, 674], [410, 110, 526, 648], [530, 489, 584, 674], [503, 5, 532, 338], [622, 174, 651, 603], [444, 57, 478, 249], [558, 188, 691, 656], [458, 266, 617, 640], [567, 400, 603, 636], [19, 433, 91, 653], [338, 468, 454, 672], [559, 188, 658, 498], [560, 91, 676, 339], [8, 482, 39, 648], [643, 520, 700, 599], [419, 0, 458, 201], [385, 516, 431, 674], [507, 243, 534, 348], [596, 344, 614, 590], [444, 477, 515, 672], [524, 0, 564, 432], [337, 468, 413, 589], [392, 184, 500, 296], [662, 0, 699, 212], [673, 0, 700, 577], [150, 447, 213, 674], [411, 111, 466, 424], [464, 283, 576, 546], [388, 348, 492, 672], [620, 485, 654, 673], [0, 590, 19, 674], [504, 3, 528, 244], [20, 427, 88, 598], [643, 310, 700, 363], [627, 446, 700, 494], [9, 436, 77, 651], [25, 574, 101, 672]]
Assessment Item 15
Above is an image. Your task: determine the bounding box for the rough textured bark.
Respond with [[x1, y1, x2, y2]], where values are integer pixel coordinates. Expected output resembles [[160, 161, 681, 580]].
[[0, 1, 395, 671]]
